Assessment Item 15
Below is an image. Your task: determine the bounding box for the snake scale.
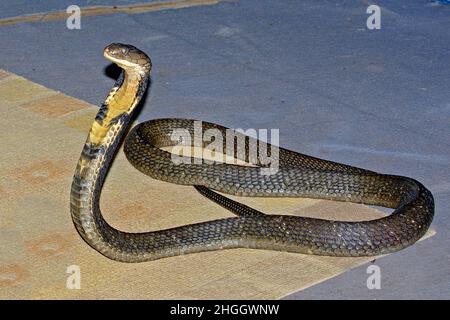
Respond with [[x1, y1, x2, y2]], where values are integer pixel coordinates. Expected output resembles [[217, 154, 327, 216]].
[[70, 43, 434, 262]]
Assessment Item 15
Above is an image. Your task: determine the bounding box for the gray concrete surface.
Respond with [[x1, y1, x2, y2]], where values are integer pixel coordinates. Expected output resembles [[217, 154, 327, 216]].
[[0, 0, 449, 299]]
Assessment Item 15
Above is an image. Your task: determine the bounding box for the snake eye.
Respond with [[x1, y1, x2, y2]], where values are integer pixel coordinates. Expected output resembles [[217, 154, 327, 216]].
[[121, 47, 129, 55]]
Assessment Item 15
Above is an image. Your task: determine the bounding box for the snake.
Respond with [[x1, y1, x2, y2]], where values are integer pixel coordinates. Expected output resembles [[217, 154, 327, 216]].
[[70, 43, 434, 262]]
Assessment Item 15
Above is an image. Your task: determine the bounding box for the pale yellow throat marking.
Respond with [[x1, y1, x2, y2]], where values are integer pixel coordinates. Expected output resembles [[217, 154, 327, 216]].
[[88, 75, 139, 146]]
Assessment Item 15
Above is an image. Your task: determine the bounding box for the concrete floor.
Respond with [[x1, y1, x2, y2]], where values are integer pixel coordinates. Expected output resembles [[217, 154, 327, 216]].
[[0, 0, 449, 299]]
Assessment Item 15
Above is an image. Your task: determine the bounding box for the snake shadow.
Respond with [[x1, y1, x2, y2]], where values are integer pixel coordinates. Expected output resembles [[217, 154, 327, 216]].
[[103, 63, 152, 120]]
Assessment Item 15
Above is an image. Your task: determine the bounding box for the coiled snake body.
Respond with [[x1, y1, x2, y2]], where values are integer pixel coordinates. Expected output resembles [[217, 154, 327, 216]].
[[70, 43, 434, 262]]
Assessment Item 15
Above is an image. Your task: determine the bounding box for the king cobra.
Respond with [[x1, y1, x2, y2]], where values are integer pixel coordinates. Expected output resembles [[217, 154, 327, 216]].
[[70, 43, 434, 262]]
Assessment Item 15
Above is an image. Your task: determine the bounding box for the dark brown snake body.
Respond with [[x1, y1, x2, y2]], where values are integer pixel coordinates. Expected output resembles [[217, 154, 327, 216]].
[[70, 43, 434, 262]]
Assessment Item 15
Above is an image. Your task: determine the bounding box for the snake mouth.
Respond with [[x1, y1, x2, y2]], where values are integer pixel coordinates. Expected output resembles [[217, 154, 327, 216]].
[[104, 44, 132, 67]]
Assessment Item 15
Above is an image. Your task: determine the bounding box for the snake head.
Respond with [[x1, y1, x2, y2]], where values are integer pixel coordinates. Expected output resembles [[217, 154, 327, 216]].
[[104, 43, 152, 74]]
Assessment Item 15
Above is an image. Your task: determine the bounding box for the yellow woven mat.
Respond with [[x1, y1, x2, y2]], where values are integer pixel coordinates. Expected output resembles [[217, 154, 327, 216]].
[[0, 69, 435, 299]]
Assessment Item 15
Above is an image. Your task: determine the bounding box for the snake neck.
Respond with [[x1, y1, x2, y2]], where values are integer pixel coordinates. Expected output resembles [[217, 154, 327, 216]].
[[76, 70, 147, 178], [70, 68, 148, 253]]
